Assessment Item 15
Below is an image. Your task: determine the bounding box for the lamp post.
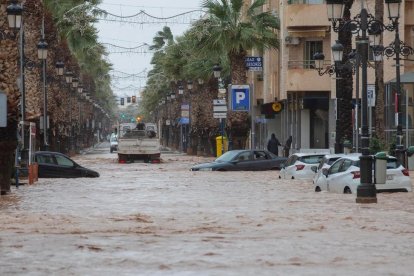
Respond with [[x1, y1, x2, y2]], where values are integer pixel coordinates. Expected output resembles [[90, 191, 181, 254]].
[[186, 80, 193, 153], [316, 0, 380, 203], [0, 1, 22, 127], [65, 71, 73, 151], [378, 0, 413, 167], [38, 37, 48, 150]]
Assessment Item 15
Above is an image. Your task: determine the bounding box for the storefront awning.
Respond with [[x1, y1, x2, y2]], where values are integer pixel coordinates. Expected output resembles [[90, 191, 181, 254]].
[[387, 71, 414, 84]]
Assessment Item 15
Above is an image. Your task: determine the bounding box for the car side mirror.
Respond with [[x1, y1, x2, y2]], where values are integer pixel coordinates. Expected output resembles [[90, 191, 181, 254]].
[[322, 168, 329, 177], [311, 166, 317, 173]]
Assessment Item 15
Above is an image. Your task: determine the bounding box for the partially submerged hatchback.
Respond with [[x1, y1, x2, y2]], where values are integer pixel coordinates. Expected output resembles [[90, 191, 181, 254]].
[[314, 155, 412, 194], [279, 153, 326, 180], [312, 153, 360, 184]]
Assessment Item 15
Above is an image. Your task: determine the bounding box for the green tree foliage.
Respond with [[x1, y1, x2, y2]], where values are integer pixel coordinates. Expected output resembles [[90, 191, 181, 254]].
[[43, 0, 115, 112]]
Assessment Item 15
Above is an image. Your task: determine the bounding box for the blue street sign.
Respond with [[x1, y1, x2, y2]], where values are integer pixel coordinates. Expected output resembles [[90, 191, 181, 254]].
[[245, 56, 263, 71], [231, 85, 250, 111]]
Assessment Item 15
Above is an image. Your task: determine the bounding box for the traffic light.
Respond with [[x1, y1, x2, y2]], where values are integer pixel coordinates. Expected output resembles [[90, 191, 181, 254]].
[[120, 97, 124, 105], [132, 96, 136, 103]]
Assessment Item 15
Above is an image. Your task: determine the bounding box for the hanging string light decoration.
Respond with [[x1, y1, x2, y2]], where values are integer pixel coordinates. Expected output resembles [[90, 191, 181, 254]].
[[95, 9, 205, 25]]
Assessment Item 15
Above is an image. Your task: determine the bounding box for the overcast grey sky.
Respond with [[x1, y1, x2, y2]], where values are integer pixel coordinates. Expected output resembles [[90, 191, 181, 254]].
[[95, 0, 203, 98]]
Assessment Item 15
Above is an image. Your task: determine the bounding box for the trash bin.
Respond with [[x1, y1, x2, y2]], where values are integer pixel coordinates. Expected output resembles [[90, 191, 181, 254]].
[[216, 136, 228, 157], [374, 152, 387, 184], [407, 146, 414, 170]]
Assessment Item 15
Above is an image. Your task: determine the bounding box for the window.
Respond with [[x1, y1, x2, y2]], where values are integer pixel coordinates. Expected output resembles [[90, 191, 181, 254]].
[[37, 154, 54, 165], [386, 158, 398, 169], [304, 41, 323, 69], [254, 151, 267, 160], [329, 160, 344, 174], [55, 155, 74, 167], [236, 151, 251, 162], [286, 155, 298, 166], [340, 159, 353, 172], [300, 155, 324, 164]]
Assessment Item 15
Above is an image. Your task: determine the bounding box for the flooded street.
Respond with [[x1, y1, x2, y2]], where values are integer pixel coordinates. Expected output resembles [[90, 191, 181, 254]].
[[1, 144, 414, 275]]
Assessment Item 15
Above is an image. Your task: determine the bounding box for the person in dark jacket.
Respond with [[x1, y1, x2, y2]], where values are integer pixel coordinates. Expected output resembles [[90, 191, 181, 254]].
[[267, 133, 282, 156], [283, 135, 293, 157]]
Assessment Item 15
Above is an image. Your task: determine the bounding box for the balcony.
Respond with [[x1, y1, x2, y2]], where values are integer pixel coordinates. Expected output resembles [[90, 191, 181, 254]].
[[286, 60, 331, 91], [286, 3, 329, 29]]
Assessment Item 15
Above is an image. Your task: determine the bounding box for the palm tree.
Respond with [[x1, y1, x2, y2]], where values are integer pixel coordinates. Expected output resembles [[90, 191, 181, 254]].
[[191, 0, 280, 148], [335, 1, 354, 153]]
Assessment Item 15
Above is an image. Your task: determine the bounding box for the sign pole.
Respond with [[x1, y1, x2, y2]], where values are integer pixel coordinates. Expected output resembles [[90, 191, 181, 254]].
[[250, 83, 255, 150], [221, 118, 224, 154]]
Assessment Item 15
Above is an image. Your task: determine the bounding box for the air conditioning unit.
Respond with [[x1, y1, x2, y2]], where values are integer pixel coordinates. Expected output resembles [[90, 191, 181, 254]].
[[285, 36, 300, 45]]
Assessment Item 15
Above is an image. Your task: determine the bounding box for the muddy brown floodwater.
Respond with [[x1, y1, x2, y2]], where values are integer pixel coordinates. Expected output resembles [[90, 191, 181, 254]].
[[1, 145, 414, 275]]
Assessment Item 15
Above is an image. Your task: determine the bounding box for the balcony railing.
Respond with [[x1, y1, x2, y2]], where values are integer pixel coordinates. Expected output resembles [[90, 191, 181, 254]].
[[288, 60, 332, 69], [288, 0, 324, 4]]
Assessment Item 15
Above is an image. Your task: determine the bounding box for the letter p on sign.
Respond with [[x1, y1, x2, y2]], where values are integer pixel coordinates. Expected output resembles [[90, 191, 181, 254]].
[[236, 92, 245, 104]]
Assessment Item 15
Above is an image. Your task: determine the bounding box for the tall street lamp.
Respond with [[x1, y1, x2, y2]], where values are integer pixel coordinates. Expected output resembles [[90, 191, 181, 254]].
[[186, 80, 193, 153], [65, 71, 73, 151], [316, 0, 384, 203], [38, 38, 48, 150], [371, 0, 413, 167], [0, 1, 22, 127]]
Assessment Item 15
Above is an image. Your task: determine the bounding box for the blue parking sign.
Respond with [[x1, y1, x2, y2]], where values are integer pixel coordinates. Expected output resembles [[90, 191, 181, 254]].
[[231, 85, 250, 111]]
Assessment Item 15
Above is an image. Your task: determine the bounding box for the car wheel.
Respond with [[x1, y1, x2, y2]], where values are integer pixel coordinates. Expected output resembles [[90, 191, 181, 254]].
[[315, 186, 321, 192], [217, 169, 226, 171], [344, 187, 352, 194]]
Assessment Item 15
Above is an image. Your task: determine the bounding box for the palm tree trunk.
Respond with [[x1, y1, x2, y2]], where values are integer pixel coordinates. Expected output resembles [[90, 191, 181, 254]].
[[228, 51, 250, 148], [0, 40, 19, 194], [374, 0, 386, 142], [0, 122, 18, 195], [335, 1, 354, 153]]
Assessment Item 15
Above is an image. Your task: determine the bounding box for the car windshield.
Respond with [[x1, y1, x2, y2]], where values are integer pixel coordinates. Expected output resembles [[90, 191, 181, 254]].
[[349, 158, 398, 169], [215, 151, 241, 162], [386, 158, 398, 169], [299, 155, 323, 164]]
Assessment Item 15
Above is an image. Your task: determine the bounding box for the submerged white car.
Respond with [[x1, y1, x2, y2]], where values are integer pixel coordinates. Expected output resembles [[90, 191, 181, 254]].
[[312, 153, 360, 184], [314, 155, 412, 194], [279, 153, 326, 180]]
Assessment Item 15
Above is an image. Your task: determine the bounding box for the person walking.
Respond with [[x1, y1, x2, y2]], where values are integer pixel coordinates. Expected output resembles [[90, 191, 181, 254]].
[[283, 135, 293, 157], [267, 133, 282, 156]]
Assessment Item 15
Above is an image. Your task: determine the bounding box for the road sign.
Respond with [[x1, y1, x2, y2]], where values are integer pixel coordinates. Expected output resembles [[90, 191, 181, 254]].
[[230, 85, 250, 111], [245, 56, 263, 71], [181, 110, 190, 117], [213, 113, 227, 119], [213, 99, 227, 119], [367, 84, 375, 107]]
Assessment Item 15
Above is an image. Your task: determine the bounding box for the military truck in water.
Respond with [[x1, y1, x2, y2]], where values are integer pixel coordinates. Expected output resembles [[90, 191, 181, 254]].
[[117, 122, 161, 163]]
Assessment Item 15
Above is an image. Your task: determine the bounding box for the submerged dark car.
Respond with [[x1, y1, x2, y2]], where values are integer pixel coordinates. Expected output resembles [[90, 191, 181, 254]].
[[191, 149, 287, 171], [34, 151, 100, 178]]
